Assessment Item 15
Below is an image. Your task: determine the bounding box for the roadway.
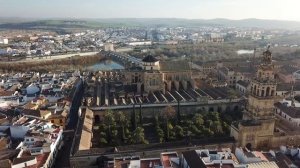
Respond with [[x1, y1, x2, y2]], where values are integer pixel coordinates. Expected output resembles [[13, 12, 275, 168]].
[[54, 78, 85, 168], [104, 51, 142, 66], [15, 52, 99, 63]]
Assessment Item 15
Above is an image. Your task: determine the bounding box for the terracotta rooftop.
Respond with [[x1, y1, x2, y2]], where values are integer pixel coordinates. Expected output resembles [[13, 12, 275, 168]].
[[35, 152, 50, 168], [13, 156, 36, 165], [140, 158, 161, 168], [0, 90, 14, 97]]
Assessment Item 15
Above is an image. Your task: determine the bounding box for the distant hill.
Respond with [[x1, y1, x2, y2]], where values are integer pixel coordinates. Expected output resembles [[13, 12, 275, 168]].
[[205, 18, 300, 30], [1, 18, 300, 30]]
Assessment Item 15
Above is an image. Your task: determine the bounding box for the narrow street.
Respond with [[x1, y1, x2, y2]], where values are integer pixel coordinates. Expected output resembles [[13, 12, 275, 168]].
[[54, 78, 85, 168]]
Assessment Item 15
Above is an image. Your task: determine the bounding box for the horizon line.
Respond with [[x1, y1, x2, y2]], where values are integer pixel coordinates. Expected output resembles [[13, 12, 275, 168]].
[[1, 17, 300, 22]]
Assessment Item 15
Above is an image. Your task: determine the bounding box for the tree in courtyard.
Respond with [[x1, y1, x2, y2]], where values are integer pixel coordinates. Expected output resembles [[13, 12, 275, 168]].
[[131, 107, 137, 130], [174, 125, 184, 139], [132, 127, 148, 144], [160, 106, 176, 141], [193, 113, 204, 128], [211, 121, 223, 134], [103, 110, 116, 143], [99, 131, 108, 146], [156, 126, 164, 143], [116, 111, 127, 141], [168, 123, 176, 140], [206, 119, 213, 130], [207, 112, 220, 121]]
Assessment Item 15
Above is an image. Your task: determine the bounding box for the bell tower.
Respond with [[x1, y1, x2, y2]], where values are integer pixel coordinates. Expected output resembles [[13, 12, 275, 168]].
[[245, 46, 276, 120], [231, 46, 276, 149]]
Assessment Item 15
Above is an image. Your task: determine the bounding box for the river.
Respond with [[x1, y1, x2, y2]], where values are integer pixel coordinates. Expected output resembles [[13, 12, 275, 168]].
[[237, 50, 254, 55], [87, 60, 124, 71]]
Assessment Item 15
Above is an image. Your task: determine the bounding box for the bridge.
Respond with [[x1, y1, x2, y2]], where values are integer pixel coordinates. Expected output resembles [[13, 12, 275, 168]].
[[101, 51, 142, 67]]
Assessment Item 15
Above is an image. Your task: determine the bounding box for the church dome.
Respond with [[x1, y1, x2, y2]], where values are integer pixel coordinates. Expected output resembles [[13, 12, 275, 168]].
[[142, 55, 158, 62]]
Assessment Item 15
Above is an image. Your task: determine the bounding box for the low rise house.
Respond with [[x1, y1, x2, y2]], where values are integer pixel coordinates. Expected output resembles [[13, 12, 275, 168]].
[[274, 100, 300, 127], [217, 67, 245, 87], [12, 117, 63, 168], [236, 80, 250, 94]]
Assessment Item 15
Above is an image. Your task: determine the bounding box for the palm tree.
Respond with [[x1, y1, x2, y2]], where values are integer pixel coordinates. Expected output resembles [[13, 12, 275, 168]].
[[212, 121, 223, 134], [206, 119, 213, 130], [161, 106, 176, 140], [103, 110, 115, 142], [193, 114, 204, 128], [174, 125, 184, 139], [132, 127, 148, 144], [116, 111, 127, 141]]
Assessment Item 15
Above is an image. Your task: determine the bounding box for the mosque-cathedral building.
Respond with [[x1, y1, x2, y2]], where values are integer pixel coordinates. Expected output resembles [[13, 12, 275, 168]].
[[124, 55, 194, 94]]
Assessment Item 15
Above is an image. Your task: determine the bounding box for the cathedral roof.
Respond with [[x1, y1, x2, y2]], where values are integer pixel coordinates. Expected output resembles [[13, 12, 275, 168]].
[[128, 66, 143, 71], [159, 61, 190, 72], [142, 55, 158, 62]]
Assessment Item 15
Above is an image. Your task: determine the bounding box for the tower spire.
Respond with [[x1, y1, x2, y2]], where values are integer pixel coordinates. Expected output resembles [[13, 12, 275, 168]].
[[262, 45, 272, 65], [290, 81, 296, 107]]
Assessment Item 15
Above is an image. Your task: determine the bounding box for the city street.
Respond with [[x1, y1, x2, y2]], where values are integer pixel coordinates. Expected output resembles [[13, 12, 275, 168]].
[[54, 79, 84, 168]]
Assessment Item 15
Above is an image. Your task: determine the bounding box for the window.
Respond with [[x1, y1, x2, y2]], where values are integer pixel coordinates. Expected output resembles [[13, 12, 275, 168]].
[[31, 138, 34, 141]]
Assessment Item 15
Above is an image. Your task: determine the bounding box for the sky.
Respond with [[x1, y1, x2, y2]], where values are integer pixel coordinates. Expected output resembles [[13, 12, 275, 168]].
[[1, 0, 300, 21]]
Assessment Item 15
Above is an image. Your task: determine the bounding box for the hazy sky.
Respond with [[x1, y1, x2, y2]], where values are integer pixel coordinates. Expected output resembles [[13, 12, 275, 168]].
[[1, 0, 300, 21]]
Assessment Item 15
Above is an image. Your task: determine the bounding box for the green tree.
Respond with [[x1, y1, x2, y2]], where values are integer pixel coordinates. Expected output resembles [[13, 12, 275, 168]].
[[160, 106, 176, 140], [174, 125, 184, 139], [206, 119, 213, 130], [207, 112, 220, 121], [99, 138, 108, 145], [132, 127, 148, 144], [103, 110, 116, 142], [156, 126, 164, 143], [116, 111, 127, 141], [211, 121, 223, 134], [99, 131, 107, 146], [193, 114, 204, 128], [111, 129, 119, 145]]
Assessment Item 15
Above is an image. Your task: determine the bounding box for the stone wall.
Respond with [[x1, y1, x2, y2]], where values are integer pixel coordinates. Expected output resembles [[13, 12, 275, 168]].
[[93, 102, 241, 120], [271, 134, 300, 148]]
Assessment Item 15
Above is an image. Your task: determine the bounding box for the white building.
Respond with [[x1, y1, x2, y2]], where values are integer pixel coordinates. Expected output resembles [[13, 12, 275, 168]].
[[0, 38, 8, 44], [104, 43, 114, 51], [127, 41, 152, 46], [236, 80, 250, 94], [12, 118, 63, 168], [275, 99, 300, 127]]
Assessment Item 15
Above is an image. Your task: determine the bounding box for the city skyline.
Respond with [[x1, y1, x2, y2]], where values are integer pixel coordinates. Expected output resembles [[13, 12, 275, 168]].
[[1, 0, 300, 21]]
